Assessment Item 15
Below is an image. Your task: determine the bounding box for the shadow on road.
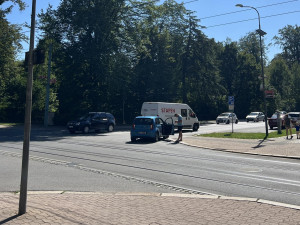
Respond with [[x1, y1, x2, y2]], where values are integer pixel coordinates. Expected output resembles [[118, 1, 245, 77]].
[[0, 125, 112, 143]]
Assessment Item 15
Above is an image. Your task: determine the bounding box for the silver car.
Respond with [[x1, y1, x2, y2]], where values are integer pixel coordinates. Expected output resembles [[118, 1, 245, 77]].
[[287, 112, 300, 125], [246, 112, 265, 122], [216, 112, 238, 124]]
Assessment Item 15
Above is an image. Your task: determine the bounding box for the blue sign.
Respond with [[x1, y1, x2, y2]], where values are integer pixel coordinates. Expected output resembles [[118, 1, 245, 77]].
[[228, 96, 234, 105]]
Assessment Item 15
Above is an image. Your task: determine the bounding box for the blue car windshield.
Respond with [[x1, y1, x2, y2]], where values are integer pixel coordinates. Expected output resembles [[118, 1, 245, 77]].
[[134, 118, 154, 125]]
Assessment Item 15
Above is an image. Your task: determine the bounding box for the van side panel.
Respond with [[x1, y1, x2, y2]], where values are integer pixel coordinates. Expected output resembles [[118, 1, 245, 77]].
[[141, 102, 199, 130]]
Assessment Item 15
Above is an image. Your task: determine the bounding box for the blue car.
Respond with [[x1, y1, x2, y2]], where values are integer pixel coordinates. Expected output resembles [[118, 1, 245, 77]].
[[130, 116, 174, 142]]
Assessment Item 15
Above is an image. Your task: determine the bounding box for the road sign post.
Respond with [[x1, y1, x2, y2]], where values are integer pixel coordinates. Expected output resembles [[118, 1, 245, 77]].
[[228, 96, 235, 133]]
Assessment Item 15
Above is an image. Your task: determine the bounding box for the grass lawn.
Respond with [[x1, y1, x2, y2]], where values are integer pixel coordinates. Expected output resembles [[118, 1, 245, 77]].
[[196, 128, 297, 139], [0, 123, 20, 126]]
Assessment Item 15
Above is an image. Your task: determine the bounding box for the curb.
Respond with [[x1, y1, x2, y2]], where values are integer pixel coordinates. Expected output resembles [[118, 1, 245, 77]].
[[3, 191, 300, 210], [171, 138, 300, 160]]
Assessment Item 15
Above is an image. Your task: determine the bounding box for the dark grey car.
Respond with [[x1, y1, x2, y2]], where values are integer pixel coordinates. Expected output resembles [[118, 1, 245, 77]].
[[67, 112, 116, 134]]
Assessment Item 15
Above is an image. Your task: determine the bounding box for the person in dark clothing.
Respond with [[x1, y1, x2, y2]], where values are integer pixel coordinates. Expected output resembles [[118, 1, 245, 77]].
[[284, 114, 293, 139]]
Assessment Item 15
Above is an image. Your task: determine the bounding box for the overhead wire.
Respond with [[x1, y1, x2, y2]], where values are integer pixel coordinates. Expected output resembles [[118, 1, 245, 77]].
[[198, 0, 299, 20], [183, 0, 200, 4], [178, 0, 300, 28], [205, 10, 300, 28]]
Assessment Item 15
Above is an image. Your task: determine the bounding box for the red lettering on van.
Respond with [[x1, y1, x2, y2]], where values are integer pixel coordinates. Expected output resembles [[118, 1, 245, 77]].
[[161, 108, 175, 114]]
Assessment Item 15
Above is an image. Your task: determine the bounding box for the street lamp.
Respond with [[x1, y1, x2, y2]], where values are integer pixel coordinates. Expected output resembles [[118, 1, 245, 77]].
[[236, 4, 268, 138]]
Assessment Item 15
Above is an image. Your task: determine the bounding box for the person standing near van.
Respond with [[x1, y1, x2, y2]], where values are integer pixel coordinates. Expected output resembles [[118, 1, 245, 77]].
[[284, 114, 293, 139], [175, 113, 183, 142]]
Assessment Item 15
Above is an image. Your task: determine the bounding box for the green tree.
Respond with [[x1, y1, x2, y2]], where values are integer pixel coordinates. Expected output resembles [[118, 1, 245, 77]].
[[39, 0, 126, 123], [238, 32, 266, 63], [234, 53, 261, 118], [268, 56, 294, 111], [219, 42, 239, 96], [120, 0, 192, 118], [274, 25, 300, 65], [184, 29, 225, 119], [0, 0, 26, 122], [291, 63, 300, 110]]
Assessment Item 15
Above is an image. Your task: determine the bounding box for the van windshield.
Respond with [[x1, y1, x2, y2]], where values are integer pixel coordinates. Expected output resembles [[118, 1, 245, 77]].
[[134, 118, 153, 125]]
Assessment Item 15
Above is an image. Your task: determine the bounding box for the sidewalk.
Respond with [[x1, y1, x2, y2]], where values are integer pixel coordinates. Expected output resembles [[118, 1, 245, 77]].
[[1, 192, 300, 225], [170, 135, 300, 159]]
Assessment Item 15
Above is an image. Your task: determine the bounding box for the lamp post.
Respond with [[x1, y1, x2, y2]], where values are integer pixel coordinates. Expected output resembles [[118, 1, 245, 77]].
[[236, 4, 268, 138]]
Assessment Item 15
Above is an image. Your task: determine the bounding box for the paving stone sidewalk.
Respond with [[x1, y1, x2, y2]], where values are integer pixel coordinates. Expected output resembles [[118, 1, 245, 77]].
[[1, 192, 300, 225], [172, 135, 300, 159]]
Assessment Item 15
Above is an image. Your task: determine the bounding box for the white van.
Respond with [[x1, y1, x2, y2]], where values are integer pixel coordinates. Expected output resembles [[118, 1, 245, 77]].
[[141, 102, 199, 131]]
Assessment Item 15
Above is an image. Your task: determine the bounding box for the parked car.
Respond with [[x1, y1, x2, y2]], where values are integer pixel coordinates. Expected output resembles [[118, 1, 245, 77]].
[[216, 112, 238, 124], [67, 112, 116, 134], [268, 111, 287, 130], [287, 112, 300, 125], [130, 116, 174, 142], [246, 112, 265, 122]]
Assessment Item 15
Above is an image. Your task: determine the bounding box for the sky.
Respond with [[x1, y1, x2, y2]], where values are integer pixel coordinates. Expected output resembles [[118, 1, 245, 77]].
[[2, 0, 300, 61]]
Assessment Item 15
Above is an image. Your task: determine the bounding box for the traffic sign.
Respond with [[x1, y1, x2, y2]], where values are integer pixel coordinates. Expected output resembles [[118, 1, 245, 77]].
[[228, 96, 234, 105], [265, 90, 275, 98]]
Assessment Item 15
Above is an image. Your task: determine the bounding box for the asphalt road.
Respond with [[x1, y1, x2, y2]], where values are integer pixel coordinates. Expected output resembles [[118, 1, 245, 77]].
[[0, 123, 299, 206]]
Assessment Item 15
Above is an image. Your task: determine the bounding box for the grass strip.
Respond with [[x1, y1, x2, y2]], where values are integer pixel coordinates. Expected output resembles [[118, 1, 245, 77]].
[[0, 123, 21, 126], [196, 128, 296, 139]]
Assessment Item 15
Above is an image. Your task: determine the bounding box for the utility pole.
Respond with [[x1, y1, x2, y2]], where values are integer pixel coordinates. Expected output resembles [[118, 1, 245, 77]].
[[19, 0, 36, 215]]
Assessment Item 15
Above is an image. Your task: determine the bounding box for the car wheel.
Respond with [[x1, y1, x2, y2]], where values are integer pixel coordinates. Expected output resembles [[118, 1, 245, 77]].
[[235, 120, 238, 124], [153, 132, 159, 142], [193, 123, 199, 131], [226, 120, 230, 124], [69, 130, 75, 134], [163, 135, 169, 139], [83, 126, 89, 134], [107, 124, 114, 132], [131, 137, 136, 142], [247, 120, 249, 123], [217, 122, 219, 124], [270, 126, 273, 130]]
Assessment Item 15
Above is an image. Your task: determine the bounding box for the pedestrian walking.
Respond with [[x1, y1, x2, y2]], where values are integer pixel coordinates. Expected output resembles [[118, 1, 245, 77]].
[[174, 113, 183, 142], [283, 114, 293, 139], [295, 122, 300, 139]]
